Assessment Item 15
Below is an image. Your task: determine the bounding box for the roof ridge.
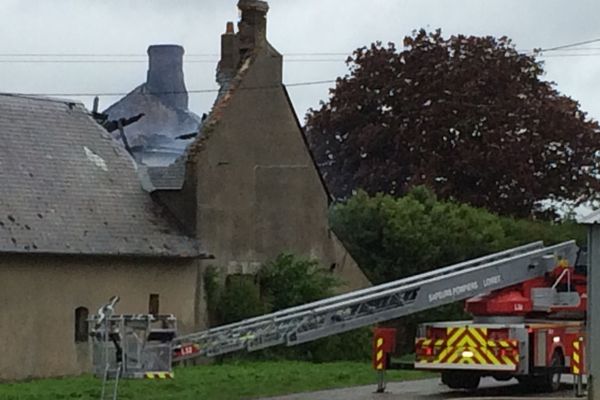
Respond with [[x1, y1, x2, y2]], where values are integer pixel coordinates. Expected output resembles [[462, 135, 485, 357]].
[[0, 92, 85, 106]]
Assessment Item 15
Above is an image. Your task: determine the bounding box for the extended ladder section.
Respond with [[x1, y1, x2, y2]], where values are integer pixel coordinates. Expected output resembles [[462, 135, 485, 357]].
[[173, 241, 577, 361]]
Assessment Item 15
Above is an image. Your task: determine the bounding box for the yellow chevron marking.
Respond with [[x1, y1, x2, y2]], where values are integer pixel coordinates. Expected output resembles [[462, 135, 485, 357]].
[[430, 327, 521, 367], [436, 347, 451, 361], [376, 362, 384, 370], [145, 372, 173, 379], [469, 328, 487, 346], [377, 338, 383, 347], [501, 355, 515, 365], [447, 327, 457, 336], [472, 350, 487, 365], [573, 353, 580, 363], [484, 349, 502, 365], [446, 350, 461, 364], [573, 366, 581, 375], [574, 342, 580, 350], [447, 327, 466, 346], [456, 334, 479, 348], [376, 350, 383, 361]]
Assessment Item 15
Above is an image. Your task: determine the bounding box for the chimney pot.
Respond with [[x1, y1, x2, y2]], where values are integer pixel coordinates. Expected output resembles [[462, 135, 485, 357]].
[[238, 0, 269, 13], [226, 21, 235, 34], [237, 0, 269, 50]]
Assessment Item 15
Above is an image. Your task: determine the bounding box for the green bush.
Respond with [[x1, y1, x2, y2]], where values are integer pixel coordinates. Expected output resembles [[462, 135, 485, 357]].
[[330, 187, 585, 284], [204, 254, 372, 362], [258, 254, 338, 311], [218, 275, 266, 324]]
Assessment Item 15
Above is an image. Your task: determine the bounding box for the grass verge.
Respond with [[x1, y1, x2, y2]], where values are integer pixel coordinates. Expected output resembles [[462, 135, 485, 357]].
[[0, 361, 433, 400]]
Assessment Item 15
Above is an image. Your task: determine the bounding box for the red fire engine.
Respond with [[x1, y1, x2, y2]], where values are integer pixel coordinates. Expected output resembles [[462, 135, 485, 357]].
[[409, 248, 587, 391]]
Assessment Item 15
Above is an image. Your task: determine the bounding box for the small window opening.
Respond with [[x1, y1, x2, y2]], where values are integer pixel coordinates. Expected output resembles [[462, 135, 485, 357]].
[[75, 307, 89, 343], [149, 294, 160, 315]]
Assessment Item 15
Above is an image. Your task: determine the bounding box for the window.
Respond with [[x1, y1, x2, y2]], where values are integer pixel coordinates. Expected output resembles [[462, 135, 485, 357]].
[[74, 307, 89, 343], [149, 294, 160, 315]]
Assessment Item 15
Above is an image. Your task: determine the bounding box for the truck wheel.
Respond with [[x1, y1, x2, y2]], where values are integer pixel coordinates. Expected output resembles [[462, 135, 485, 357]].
[[519, 351, 564, 392], [441, 371, 480, 390], [543, 351, 564, 392]]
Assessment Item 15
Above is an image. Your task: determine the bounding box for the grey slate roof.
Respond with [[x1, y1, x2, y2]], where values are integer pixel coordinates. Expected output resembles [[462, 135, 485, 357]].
[[0, 93, 202, 257], [140, 160, 186, 192]]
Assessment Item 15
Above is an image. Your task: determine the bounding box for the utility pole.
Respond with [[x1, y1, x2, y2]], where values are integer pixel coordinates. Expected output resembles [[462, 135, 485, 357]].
[[581, 214, 600, 400]]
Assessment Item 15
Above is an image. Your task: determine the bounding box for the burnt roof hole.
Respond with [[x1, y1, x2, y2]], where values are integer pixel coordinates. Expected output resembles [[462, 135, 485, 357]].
[[37, 213, 44, 219], [7, 215, 15, 223], [10, 238, 16, 245], [24, 224, 31, 230]]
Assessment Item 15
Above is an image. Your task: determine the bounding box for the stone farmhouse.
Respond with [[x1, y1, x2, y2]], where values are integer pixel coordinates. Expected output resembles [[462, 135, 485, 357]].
[[0, 0, 368, 381]]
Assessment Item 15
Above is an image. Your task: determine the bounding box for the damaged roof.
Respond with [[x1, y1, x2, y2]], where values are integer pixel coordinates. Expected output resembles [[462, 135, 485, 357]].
[[0, 93, 203, 257]]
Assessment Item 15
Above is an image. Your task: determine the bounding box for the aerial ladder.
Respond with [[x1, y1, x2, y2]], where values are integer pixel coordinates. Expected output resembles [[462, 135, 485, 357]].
[[91, 240, 581, 392], [170, 241, 578, 360]]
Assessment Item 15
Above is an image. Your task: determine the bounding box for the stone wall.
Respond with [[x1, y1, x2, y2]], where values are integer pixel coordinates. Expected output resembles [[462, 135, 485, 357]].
[[177, 2, 370, 290], [0, 254, 204, 381]]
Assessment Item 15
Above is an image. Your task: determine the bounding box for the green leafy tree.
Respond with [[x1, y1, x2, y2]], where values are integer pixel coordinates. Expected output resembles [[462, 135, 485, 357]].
[[306, 30, 600, 218]]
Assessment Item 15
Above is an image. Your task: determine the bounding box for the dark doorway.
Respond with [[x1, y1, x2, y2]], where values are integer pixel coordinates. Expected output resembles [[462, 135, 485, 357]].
[[74, 307, 89, 343], [149, 294, 160, 315]]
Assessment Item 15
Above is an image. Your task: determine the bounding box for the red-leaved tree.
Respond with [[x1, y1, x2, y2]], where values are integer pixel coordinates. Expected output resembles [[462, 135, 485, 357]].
[[305, 30, 600, 217]]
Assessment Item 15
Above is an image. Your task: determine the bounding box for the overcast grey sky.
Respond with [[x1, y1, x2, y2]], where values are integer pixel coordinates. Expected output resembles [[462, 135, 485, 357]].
[[1, 0, 599, 123]]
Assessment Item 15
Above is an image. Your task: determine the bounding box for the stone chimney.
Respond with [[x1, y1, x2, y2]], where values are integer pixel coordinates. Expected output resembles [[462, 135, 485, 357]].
[[220, 22, 240, 76], [146, 45, 188, 110], [237, 0, 269, 52]]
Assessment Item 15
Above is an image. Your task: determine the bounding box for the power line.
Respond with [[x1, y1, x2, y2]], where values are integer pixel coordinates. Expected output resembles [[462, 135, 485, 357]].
[[0, 58, 345, 64], [538, 53, 600, 58], [542, 47, 600, 52], [11, 79, 337, 98], [0, 52, 349, 58], [539, 38, 600, 52], [1, 37, 600, 60]]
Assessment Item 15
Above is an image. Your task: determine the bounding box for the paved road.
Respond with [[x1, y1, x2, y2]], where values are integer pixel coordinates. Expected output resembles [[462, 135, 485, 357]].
[[264, 377, 578, 400]]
